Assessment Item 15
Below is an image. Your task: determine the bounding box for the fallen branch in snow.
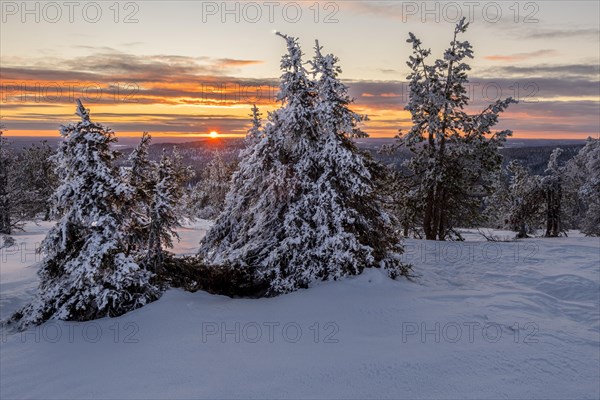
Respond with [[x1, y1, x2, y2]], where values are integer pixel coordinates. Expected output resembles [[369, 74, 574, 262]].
[[477, 228, 515, 242], [158, 254, 269, 298]]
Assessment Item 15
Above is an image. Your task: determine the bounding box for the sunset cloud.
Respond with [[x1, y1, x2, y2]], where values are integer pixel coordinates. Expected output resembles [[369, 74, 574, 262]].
[[526, 27, 600, 39], [1, 52, 265, 82], [214, 58, 264, 68], [484, 50, 558, 62], [1, 50, 598, 139]]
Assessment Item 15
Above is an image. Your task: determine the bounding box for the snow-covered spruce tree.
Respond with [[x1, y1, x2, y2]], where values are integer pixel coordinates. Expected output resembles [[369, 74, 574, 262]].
[[483, 169, 511, 229], [310, 40, 368, 139], [123, 132, 156, 254], [170, 146, 195, 188], [199, 34, 410, 295], [11, 100, 160, 328], [383, 167, 423, 238], [0, 127, 40, 233], [144, 150, 181, 271], [19, 141, 58, 221], [187, 150, 236, 219], [398, 18, 516, 240], [167, 146, 195, 220], [505, 161, 544, 238], [579, 139, 600, 236], [542, 148, 566, 237], [0, 126, 13, 234], [566, 138, 600, 236], [246, 105, 263, 144]]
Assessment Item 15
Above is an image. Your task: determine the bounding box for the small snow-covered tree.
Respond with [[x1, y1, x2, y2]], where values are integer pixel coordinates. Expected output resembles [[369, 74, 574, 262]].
[[0, 127, 44, 233], [383, 167, 423, 238], [19, 141, 58, 220], [566, 138, 600, 236], [505, 161, 544, 238], [579, 140, 600, 236], [170, 146, 195, 188], [187, 151, 235, 219], [0, 126, 13, 234], [542, 148, 566, 237], [11, 100, 160, 328], [483, 170, 511, 229], [144, 150, 182, 271], [124, 132, 155, 253], [199, 34, 410, 295], [168, 146, 195, 220], [246, 105, 263, 144], [397, 18, 516, 240]]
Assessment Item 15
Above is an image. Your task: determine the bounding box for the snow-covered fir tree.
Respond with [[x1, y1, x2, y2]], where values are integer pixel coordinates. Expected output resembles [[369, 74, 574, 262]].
[[505, 161, 544, 238], [145, 150, 182, 271], [246, 105, 263, 144], [186, 151, 236, 219], [166, 146, 195, 220], [383, 167, 423, 238], [11, 100, 160, 329], [542, 148, 565, 237], [397, 18, 516, 240], [19, 141, 58, 221], [0, 126, 13, 234], [310, 40, 368, 139], [486, 147, 586, 238], [0, 127, 46, 233], [170, 146, 195, 189], [566, 138, 600, 236], [199, 34, 410, 295], [124, 132, 155, 254], [483, 169, 511, 230]]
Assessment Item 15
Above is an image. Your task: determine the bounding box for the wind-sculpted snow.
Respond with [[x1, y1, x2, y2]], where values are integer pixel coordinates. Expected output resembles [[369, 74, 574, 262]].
[[1, 222, 598, 399]]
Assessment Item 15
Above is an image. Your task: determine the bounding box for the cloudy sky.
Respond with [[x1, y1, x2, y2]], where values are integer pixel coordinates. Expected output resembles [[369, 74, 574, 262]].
[[1, 0, 599, 138]]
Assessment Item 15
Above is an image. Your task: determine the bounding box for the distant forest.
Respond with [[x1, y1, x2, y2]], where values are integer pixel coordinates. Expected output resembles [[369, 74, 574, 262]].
[[5, 136, 588, 180]]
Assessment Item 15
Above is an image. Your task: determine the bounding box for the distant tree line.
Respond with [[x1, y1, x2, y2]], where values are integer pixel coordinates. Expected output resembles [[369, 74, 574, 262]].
[[0, 128, 58, 235]]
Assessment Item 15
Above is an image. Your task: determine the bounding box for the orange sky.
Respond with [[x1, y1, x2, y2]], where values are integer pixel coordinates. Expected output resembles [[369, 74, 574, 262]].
[[2, 72, 597, 139]]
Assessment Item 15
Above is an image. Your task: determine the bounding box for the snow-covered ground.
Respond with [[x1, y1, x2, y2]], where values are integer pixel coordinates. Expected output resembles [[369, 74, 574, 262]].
[[1, 222, 599, 399]]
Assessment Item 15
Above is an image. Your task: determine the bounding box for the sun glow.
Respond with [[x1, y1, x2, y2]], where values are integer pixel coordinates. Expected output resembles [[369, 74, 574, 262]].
[[209, 131, 219, 138]]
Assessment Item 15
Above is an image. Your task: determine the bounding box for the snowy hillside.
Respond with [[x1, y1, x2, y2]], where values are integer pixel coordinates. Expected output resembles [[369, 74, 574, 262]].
[[1, 222, 598, 399]]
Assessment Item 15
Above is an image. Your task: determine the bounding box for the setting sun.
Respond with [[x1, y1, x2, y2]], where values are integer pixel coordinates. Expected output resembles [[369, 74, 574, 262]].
[[209, 131, 219, 138]]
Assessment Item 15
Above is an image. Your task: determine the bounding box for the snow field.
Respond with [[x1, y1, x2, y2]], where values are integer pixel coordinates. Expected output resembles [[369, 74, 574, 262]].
[[1, 222, 598, 399]]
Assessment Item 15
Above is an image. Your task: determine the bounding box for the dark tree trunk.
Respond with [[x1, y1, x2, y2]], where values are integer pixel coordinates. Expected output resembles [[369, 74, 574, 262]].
[[437, 189, 448, 240], [431, 136, 447, 241], [0, 198, 11, 235], [423, 187, 436, 240], [0, 159, 10, 234], [545, 183, 562, 237], [423, 132, 437, 241], [516, 224, 528, 239]]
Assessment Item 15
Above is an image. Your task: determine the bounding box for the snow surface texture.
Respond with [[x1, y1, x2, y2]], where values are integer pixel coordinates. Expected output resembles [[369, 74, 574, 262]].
[[1, 222, 599, 399]]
